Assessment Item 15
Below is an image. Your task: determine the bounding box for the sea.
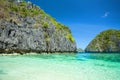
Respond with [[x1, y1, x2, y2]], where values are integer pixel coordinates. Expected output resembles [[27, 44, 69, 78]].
[[0, 53, 120, 80]]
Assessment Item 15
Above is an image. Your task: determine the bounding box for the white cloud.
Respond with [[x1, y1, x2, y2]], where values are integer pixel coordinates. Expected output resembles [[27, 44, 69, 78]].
[[102, 12, 110, 18]]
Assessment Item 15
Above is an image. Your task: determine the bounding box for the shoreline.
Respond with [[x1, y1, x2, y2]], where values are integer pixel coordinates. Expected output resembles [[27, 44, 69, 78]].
[[0, 52, 76, 56], [0, 53, 39, 56], [1, 52, 120, 56]]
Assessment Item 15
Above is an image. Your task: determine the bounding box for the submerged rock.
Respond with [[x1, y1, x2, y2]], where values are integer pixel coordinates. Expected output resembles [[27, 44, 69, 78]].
[[85, 29, 120, 53], [0, 0, 76, 53]]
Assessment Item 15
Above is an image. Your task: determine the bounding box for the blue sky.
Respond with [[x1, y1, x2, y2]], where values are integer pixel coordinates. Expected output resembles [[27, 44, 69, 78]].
[[27, 0, 120, 49]]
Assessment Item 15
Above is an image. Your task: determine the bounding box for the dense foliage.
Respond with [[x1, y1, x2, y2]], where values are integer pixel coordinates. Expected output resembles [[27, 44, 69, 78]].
[[85, 29, 120, 52]]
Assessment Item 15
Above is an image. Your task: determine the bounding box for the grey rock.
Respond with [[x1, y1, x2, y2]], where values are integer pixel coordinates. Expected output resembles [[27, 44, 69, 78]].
[[0, 18, 76, 53], [0, 1, 76, 53]]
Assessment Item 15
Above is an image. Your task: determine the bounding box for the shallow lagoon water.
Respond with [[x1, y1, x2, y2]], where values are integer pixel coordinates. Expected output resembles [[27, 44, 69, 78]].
[[0, 53, 120, 80]]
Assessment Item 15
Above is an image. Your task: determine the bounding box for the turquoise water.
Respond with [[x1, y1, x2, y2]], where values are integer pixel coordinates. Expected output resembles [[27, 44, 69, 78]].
[[0, 53, 120, 80]]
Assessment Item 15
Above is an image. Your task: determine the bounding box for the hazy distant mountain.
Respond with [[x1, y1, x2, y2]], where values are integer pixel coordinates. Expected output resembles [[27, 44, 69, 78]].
[[77, 48, 84, 52]]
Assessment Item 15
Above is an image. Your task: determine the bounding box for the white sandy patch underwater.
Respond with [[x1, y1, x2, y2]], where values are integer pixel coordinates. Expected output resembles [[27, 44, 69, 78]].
[[0, 53, 120, 80]]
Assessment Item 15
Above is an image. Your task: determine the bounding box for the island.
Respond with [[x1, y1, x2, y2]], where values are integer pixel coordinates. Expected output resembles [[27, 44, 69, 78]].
[[0, 0, 76, 54], [85, 29, 120, 53]]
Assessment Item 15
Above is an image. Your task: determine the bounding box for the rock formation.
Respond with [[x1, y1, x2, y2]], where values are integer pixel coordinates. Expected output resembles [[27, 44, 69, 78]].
[[0, 0, 76, 53], [85, 29, 120, 53]]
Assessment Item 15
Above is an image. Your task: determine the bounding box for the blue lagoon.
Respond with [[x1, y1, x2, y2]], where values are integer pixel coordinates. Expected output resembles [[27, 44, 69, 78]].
[[0, 53, 120, 80]]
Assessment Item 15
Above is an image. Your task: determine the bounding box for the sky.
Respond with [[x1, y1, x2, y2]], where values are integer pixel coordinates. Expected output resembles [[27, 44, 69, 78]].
[[27, 0, 120, 49]]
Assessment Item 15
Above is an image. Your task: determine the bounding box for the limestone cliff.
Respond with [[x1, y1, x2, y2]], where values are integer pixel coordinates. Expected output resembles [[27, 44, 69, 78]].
[[85, 29, 120, 53], [0, 0, 76, 53]]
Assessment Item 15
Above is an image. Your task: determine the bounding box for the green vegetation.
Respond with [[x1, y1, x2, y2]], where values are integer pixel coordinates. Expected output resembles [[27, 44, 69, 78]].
[[19, 2, 27, 6], [39, 10, 45, 14], [85, 29, 120, 52], [43, 32, 50, 42], [0, 0, 40, 17], [66, 34, 75, 42], [0, 0, 10, 18], [42, 22, 49, 28], [0, 0, 75, 43], [13, 2, 40, 16], [45, 37, 50, 42]]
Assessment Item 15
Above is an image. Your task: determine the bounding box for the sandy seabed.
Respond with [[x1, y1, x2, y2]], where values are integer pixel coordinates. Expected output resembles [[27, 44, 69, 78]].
[[0, 53, 120, 80]]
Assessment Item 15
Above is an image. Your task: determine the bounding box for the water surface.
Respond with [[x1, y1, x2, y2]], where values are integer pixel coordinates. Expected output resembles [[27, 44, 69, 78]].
[[0, 53, 120, 80]]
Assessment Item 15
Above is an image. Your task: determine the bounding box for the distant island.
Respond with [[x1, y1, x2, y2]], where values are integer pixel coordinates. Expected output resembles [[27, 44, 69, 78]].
[[85, 29, 120, 53], [0, 0, 76, 54], [77, 48, 84, 53]]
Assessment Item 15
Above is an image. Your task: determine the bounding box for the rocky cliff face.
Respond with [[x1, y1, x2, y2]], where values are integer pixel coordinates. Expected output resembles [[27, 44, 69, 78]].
[[85, 29, 120, 53], [0, 0, 76, 53]]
